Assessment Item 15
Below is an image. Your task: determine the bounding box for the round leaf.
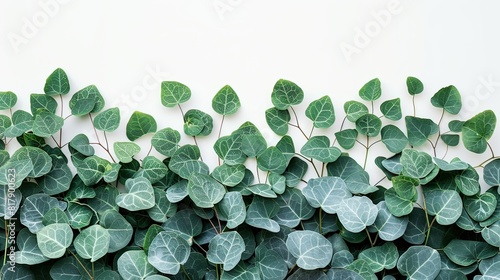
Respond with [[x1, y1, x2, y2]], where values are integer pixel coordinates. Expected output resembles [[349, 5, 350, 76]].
[[148, 231, 191, 274], [36, 223, 73, 259], [93, 107, 120, 132], [397, 246, 440, 279], [359, 78, 381, 101], [188, 173, 225, 208], [462, 110, 496, 153], [0, 91, 18, 110], [117, 250, 157, 280], [344, 100, 369, 122], [265, 107, 290, 136], [161, 81, 191, 107], [151, 127, 180, 157], [358, 242, 399, 273], [44, 68, 70, 95], [431, 85, 462, 115], [355, 114, 382, 137], [116, 177, 155, 211], [74, 224, 110, 262], [212, 85, 241, 115], [381, 124, 408, 153], [406, 76, 424, 95], [335, 129, 358, 150], [286, 230, 333, 270], [207, 231, 245, 271], [303, 176, 351, 214], [337, 196, 378, 233], [271, 79, 304, 110], [463, 193, 497, 222], [380, 98, 402, 120], [305, 95, 335, 128]]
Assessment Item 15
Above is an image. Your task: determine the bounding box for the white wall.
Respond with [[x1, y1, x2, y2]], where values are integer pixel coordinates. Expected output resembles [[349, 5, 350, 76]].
[[1, 0, 500, 187]]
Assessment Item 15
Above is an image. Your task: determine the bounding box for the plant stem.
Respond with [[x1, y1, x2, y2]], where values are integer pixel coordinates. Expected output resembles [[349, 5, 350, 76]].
[[289, 106, 309, 140], [319, 209, 323, 234], [365, 228, 374, 247], [59, 95, 64, 145], [333, 116, 348, 146], [363, 136, 369, 169], [193, 136, 203, 161], [294, 153, 320, 177], [412, 95, 416, 116], [181, 265, 192, 280], [488, 142, 495, 158], [217, 115, 225, 165], [177, 104, 186, 119], [213, 207, 223, 233], [3, 220, 7, 266], [371, 101, 374, 114], [68, 249, 93, 280], [309, 125, 314, 139], [255, 165, 261, 183], [146, 144, 153, 157]]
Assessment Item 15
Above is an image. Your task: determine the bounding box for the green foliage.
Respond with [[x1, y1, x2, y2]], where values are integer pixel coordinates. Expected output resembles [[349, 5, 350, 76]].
[[0, 70, 499, 279]]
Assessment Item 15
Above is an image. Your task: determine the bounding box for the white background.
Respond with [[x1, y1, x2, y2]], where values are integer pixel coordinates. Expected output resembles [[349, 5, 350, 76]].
[[1, 0, 500, 187]]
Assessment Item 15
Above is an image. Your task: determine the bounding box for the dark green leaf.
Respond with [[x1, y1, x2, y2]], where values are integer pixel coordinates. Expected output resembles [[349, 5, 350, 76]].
[[126, 111, 157, 141], [462, 110, 496, 153], [93, 107, 120, 132], [212, 85, 241, 115], [380, 98, 402, 120], [44, 68, 70, 95], [448, 120, 464, 132], [441, 134, 459, 146], [69, 85, 105, 116], [405, 116, 439, 146], [265, 107, 290, 136], [0, 91, 17, 110], [355, 114, 382, 137], [271, 79, 304, 110], [151, 127, 180, 157], [431, 85, 462, 114], [335, 129, 358, 150], [381, 125, 408, 153], [406, 76, 424, 95], [300, 136, 341, 163], [443, 240, 497, 266], [305, 95, 335, 128], [30, 94, 57, 116], [344, 100, 369, 122], [183, 109, 213, 136], [257, 146, 287, 174], [359, 78, 381, 101]]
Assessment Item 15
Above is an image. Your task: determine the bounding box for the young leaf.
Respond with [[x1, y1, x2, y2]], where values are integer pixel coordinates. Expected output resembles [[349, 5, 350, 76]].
[[300, 136, 341, 163], [212, 85, 241, 115], [207, 231, 245, 271], [265, 107, 290, 136], [381, 125, 408, 153], [161, 81, 191, 107], [126, 111, 157, 141], [93, 107, 120, 132], [30, 94, 58, 116], [359, 78, 381, 101], [271, 79, 304, 110], [286, 230, 333, 270], [448, 120, 464, 132], [148, 232, 191, 274], [69, 85, 105, 116], [405, 116, 438, 146], [151, 127, 180, 157], [0, 91, 18, 110], [115, 142, 142, 164], [406, 76, 424, 95], [44, 68, 70, 95], [380, 98, 402, 120], [431, 85, 462, 115], [462, 110, 496, 153], [356, 113, 382, 137], [305, 95, 335, 128], [183, 109, 213, 136], [335, 129, 358, 150], [116, 177, 155, 211], [344, 100, 369, 122], [74, 225, 110, 262]]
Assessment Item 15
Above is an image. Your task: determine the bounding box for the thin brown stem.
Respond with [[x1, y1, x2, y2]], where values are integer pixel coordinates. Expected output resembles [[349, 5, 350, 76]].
[[290, 106, 309, 140]]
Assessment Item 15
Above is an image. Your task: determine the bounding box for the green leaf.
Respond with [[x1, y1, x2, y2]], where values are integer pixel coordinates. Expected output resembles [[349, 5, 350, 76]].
[[75, 155, 107, 186], [265, 107, 290, 136], [448, 120, 464, 132], [455, 165, 480, 196], [463, 193, 497, 222], [481, 220, 500, 247], [484, 159, 500, 187], [93, 107, 120, 132], [397, 246, 440, 279], [14, 228, 50, 265], [406, 76, 424, 95], [300, 136, 341, 163], [69, 85, 105, 116], [38, 156, 72, 195], [477, 254, 500, 279], [241, 134, 267, 157], [162, 209, 202, 245], [283, 157, 308, 187], [462, 110, 496, 153], [0, 91, 17, 110], [380, 98, 402, 120], [4, 110, 33, 137], [99, 209, 133, 253], [384, 188, 415, 217], [21, 193, 66, 233], [273, 188, 315, 228], [400, 149, 435, 179], [0, 185, 22, 219], [74, 224, 110, 262], [425, 190, 462, 225], [166, 180, 188, 203], [305, 95, 335, 128], [212, 164, 245, 187], [358, 242, 399, 273], [381, 125, 408, 153], [208, 231, 245, 271], [87, 185, 119, 215], [188, 173, 226, 208], [113, 142, 141, 164], [148, 231, 191, 274], [344, 100, 369, 122], [169, 144, 209, 179], [257, 146, 287, 174], [0, 115, 11, 138], [441, 134, 459, 146], [116, 177, 155, 211], [30, 94, 57, 116], [286, 230, 333, 270], [66, 203, 92, 229], [216, 192, 246, 229], [212, 85, 241, 115], [69, 134, 94, 156], [36, 223, 73, 258], [255, 244, 288, 280], [214, 134, 246, 165], [161, 81, 191, 107], [346, 259, 377, 280], [443, 240, 497, 266], [370, 201, 408, 241], [403, 208, 427, 245], [103, 163, 121, 183], [335, 129, 358, 150], [126, 111, 157, 141], [247, 183, 276, 198], [359, 78, 381, 101], [337, 196, 378, 233], [140, 156, 168, 184], [431, 85, 462, 115], [326, 155, 370, 188], [44, 68, 70, 95], [147, 188, 176, 223], [117, 250, 157, 280], [356, 113, 382, 137], [151, 128, 180, 157], [405, 116, 439, 146], [303, 176, 351, 214], [245, 196, 280, 232], [11, 146, 52, 178], [271, 79, 304, 110], [183, 109, 213, 136]]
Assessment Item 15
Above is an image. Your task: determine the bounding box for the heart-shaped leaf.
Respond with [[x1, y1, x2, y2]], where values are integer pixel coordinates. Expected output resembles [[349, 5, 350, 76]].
[[147, 188, 177, 223], [69, 85, 105, 116], [70, 134, 94, 156], [369, 201, 408, 241], [30, 94, 57, 116], [4, 110, 33, 138], [14, 228, 50, 265], [358, 242, 399, 273], [0, 91, 18, 109], [216, 192, 246, 229], [151, 127, 180, 157], [400, 149, 435, 179], [406, 76, 424, 95], [208, 231, 245, 271], [114, 142, 141, 164], [463, 193, 497, 222], [66, 203, 92, 229], [424, 189, 462, 225], [183, 109, 213, 136], [161, 81, 191, 107], [274, 188, 315, 228], [271, 79, 304, 110], [356, 113, 382, 137], [32, 111, 63, 137], [211, 164, 245, 187], [116, 177, 155, 211], [443, 239, 497, 266], [265, 107, 290, 136], [286, 230, 333, 270], [44, 68, 70, 95], [431, 85, 462, 115], [300, 136, 341, 163], [188, 173, 225, 208], [169, 144, 209, 179], [126, 111, 157, 141], [117, 250, 157, 280], [397, 246, 440, 279], [161, 209, 202, 245], [37, 223, 73, 258], [344, 100, 369, 122], [405, 116, 439, 147], [381, 125, 408, 153], [21, 193, 67, 233], [93, 107, 120, 132], [148, 231, 191, 274], [99, 209, 133, 253], [76, 155, 108, 186], [257, 146, 287, 174], [245, 196, 280, 232], [139, 156, 168, 184], [441, 134, 460, 146], [337, 196, 378, 233], [335, 129, 358, 150], [303, 176, 351, 214], [462, 110, 496, 153], [305, 95, 335, 128], [380, 98, 402, 120], [484, 159, 500, 187], [359, 78, 381, 101], [477, 254, 500, 279], [74, 224, 110, 262], [212, 85, 241, 115]]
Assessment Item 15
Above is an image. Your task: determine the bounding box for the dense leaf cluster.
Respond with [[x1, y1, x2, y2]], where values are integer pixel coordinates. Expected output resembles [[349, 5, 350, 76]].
[[0, 69, 499, 279]]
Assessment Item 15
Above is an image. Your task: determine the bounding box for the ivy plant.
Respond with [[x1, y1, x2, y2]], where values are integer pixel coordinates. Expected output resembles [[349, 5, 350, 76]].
[[0, 69, 499, 280]]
